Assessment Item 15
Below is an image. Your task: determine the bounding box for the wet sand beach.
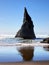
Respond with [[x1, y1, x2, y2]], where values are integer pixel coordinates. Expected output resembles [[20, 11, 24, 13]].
[[0, 61, 49, 65]]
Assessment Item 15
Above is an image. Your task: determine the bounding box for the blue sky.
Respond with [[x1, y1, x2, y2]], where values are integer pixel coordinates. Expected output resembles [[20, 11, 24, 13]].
[[0, 0, 49, 35]]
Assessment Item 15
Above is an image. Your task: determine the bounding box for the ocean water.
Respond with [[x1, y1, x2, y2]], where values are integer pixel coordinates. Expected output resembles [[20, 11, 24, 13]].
[[0, 37, 49, 62]]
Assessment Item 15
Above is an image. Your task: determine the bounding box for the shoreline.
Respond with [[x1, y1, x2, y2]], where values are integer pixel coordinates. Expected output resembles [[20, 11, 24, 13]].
[[0, 43, 49, 47], [0, 61, 49, 65]]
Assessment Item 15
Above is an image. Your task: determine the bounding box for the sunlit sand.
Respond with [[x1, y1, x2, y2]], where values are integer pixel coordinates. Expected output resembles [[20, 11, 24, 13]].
[[0, 61, 49, 65]]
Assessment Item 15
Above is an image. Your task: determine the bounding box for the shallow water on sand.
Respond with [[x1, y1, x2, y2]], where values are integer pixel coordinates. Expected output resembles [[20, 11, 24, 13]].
[[0, 38, 49, 62]]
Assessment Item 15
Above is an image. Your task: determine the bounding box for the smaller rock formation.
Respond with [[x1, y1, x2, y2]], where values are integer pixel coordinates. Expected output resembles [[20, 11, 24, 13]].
[[44, 46, 49, 51], [15, 7, 36, 39], [41, 38, 49, 43]]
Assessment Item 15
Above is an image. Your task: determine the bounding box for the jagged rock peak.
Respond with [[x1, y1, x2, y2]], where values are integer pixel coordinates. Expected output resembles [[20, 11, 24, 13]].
[[24, 7, 29, 17], [15, 7, 36, 39], [23, 7, 31, 23]]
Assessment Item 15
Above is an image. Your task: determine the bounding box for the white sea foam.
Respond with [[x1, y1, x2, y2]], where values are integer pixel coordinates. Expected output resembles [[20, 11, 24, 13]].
[[0, 34, 49, 39], [0, 34, 49, 47], [0, 42, 49, 47], [36, 34, 49, 38], [0, 34, 15, 39]]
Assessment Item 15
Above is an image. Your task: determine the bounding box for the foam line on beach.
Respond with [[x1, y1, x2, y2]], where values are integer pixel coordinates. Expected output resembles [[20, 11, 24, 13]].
[[0, 43, 49, 47]]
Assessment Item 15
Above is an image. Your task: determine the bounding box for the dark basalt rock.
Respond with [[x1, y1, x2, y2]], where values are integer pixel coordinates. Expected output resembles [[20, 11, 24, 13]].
[[41, 38, 49, 43], [15, 7, 36, 39], [44, 46, 49, 51]]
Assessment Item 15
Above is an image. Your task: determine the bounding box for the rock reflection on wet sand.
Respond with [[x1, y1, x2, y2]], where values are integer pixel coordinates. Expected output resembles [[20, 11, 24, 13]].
[[18, 46, 34, 61]]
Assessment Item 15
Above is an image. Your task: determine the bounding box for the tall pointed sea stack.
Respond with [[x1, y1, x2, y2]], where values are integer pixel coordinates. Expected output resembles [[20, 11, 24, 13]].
[[15, 7, 36, 39]]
